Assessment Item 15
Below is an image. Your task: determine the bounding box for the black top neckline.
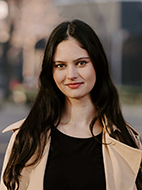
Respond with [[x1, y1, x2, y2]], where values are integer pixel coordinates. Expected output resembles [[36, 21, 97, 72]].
[[44, 124, 106, 190], [54, 127, 102, 140]]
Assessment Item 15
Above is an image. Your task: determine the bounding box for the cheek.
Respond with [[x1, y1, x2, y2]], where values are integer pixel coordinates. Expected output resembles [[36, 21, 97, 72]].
[[89, 65, 96, 82], [81, 67, 96, 82], [53, 70, 64, 85], [89, 74, 96, 89], [85, 68, 96, 88], [53, 70, 58, 85], [90, 70, 96, 82]]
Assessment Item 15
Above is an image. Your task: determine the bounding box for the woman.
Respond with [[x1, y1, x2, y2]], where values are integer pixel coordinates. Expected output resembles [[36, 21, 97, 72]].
[[0, 19, 142, 190]]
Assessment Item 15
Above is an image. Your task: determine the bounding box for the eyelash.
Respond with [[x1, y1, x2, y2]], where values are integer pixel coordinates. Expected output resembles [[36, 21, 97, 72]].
[[54, 60, 88, 69], [77, 61, 87, 66], [54, 64, 65, 68]]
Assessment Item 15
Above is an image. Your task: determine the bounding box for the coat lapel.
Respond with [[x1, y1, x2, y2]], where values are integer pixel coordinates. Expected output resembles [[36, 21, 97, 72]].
[[103, 128, 142, 190], [1, 120, 51, 190], [23, 138, 51, 190], [1, 119, 142, 190], [21, 127, 142, 190]]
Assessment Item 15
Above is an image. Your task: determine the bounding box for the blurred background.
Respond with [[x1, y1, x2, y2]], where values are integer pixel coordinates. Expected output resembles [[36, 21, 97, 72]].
[[0, 0, 142, 175]]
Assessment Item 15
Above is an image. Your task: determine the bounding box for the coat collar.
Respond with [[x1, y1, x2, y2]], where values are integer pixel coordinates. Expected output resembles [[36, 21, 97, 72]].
[[102, 128, 142, 190], [2, 118, 26, 133], [1, 118, 142, 190], [3, 116, 140, 135], [102, 116, 142, 190]]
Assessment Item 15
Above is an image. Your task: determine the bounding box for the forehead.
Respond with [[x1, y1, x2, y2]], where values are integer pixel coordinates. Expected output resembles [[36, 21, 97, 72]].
[[53, 38, 89, 61]]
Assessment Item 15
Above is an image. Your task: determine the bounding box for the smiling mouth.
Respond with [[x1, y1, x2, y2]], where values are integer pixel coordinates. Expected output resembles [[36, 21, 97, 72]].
[[66, 82, 83, 89]]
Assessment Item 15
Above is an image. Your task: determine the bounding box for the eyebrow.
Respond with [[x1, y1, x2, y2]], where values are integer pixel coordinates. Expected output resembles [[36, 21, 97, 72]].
[[73, 57, 90, 62], [53, 60, 65, 64], [53, 57, 90, 64]]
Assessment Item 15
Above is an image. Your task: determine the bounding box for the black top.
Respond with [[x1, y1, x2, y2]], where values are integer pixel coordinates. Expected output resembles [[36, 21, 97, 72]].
[[44, 127, 106, 190]]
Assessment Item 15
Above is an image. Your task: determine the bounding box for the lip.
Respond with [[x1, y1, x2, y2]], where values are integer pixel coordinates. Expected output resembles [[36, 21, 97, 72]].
[[66, 82, 83, 89]]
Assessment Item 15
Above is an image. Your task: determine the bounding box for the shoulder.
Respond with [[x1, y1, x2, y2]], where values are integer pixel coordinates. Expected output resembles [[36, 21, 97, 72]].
[[113, 123, 141, 149], [2, 118, 26, 133], [126, 123, 142, 149], [103, 115, 141, 149]]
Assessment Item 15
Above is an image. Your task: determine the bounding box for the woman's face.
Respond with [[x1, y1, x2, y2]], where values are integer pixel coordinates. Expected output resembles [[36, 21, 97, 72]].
[[53, 38, 96, 100]]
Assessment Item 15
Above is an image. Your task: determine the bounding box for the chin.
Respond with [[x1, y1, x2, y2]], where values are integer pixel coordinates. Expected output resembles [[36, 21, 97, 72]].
[[66, 93, 90, 100]]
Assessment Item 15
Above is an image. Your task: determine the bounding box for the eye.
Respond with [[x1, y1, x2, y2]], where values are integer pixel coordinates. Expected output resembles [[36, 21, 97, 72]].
[[54, 63, 66, 69], [77, 61, 87, 67]]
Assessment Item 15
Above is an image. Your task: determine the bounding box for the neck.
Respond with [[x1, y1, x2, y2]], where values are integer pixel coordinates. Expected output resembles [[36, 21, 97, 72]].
[[58, 96, 103, 138], [61, 96, 96, 127]]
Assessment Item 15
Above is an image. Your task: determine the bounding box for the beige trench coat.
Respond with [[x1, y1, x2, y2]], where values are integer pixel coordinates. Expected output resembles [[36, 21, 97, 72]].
[[0, 119, 142, 190]]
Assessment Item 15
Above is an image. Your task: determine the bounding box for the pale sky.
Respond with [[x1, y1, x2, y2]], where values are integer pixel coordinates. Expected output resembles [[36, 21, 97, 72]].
[[53, 0, 142, 5]]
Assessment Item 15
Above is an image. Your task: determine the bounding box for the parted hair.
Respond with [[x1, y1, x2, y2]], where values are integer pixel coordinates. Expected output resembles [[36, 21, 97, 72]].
[[3, 19, 142, 190]]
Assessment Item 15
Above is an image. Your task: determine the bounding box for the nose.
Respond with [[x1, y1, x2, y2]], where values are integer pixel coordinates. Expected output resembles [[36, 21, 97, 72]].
[[67, 65, 78, 80]]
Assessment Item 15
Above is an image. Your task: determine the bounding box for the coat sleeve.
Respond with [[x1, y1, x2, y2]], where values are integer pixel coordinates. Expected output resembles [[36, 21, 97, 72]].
[[0, 130, 18, 189]]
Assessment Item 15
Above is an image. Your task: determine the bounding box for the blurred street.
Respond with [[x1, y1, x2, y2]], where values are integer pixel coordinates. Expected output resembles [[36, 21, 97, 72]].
[[0, 102, 142, 176]]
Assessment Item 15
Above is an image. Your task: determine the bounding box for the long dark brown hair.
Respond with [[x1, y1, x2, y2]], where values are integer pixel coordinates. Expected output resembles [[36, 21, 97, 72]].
[[3, 19, 142, 189]]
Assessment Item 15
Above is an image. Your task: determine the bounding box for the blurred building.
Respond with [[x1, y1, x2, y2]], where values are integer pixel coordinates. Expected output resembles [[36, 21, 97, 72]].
[[0, 0, 60, 98], [0, 0, 10, 98], [53, 0, 142, 86], [121, 2, 142, 86], [0, 0, 142, 100]]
